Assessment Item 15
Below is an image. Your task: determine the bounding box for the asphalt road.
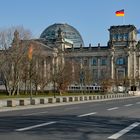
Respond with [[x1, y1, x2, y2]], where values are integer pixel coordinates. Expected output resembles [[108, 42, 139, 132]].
[[0, 97, 140, 140]]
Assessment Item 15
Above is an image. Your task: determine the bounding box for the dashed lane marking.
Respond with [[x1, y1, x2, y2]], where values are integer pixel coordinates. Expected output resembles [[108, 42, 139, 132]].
[[108, 122, 140, 139], [136, 102, 140, 104], [22, 111, 48, 116], [107, 107, 119, 111], [77, 112, 97, 117], [124, 104, 133, 107], [15, 121, 56, 132]]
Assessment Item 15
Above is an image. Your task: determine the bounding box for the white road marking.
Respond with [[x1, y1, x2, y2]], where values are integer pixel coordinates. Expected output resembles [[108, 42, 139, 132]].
[[107, 107, 119, 111], [78, 112, 97, 117], [108, 122, 140, 139], [22, 111, 48, 116], [136, 102, 140, 104], [15, 121, 56, 132], [124, 104, 133, 107]]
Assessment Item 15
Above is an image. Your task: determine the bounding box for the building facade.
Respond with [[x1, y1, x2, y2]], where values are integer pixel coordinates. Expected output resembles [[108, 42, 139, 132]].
[[1, 23, 140, 93], [37, 23, 140, 89]]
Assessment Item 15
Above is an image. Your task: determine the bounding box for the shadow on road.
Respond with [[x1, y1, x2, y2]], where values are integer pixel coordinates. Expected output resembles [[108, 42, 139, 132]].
[[0, 114, 140, 140]]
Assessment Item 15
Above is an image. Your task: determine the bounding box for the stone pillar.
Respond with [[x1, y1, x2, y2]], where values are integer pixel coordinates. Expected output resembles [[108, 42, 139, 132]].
[[139, 54, 140, 79], [47, 59, 51, 79], [71, 59, 75, 83], [127, 52, 130, 78], [44, 59, 47, 78], [61, 53, 65, 67], [56, 57, 59, 72], [89, 57, 92, 68], [80, 58, 83, 69], [97, 57, 100, 80], [134, 51, 137, 78], [111, 55, 114, 79], [52, 57, 55, 74], [131, 51, 134, 79]]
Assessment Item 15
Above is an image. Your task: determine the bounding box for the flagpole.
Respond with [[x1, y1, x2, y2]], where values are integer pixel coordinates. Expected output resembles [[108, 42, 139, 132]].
[[116, 9, 125, 25], [123, 15, 125, 25]]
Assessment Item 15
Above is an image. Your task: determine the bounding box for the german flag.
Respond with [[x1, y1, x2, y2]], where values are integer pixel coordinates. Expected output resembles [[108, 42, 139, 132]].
[[116, 9, 124, 16]]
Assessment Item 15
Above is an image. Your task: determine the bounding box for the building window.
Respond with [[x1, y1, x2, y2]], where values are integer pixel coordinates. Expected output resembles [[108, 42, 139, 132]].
[[120, 34, 124, 40], [117, 69, 125, 79], [124, 33, 128, 40], [101, 58, 107, 65], [93, 69, 98, 80], [84, 59, 88, 66], [113, 34, 118, 40], [116, 58, 125, 65], [92, 58, 97, 66]]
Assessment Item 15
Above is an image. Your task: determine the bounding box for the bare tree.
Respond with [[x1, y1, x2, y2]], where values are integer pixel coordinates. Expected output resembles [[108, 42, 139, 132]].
[[0, 26, 32, 96], [56, 60, 73, 94]]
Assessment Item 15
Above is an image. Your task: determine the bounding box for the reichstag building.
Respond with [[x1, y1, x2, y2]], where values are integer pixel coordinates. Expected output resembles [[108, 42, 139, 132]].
[[38, 23, 140, 85], [10, 23, 140, 91]]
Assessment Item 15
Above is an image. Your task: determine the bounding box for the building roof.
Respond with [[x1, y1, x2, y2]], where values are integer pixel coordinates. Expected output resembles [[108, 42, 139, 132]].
[[40, 23, 84, 48]]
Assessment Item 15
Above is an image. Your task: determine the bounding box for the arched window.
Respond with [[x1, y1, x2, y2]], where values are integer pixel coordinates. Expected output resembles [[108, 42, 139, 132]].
[[116, 57, 125, 65]]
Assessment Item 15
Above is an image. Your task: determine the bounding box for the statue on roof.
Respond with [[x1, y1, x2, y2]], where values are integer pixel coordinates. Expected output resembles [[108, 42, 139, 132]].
[[57, 27, 64, 39]]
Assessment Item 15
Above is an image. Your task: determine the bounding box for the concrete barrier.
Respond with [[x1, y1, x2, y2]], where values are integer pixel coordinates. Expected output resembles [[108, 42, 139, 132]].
[[89, 96, 92, 100], [74, 96, 79, 101], [63, 97, 68, 102], [40, 98, 45, 104], [48, 98, 55, 103], [19, 99, 30, 106], [80, 96, 84, 101], [93, 96, 96, 100], [84, 96, 88, 101], [31, 99, 35, 105], [96, 96, 100, 100], [0, 93, 135, 108], [32, 99, 40, 105], [19, 100, 25, 106], [56, 98, 63, 103], [69, 97, 74, 102], [7, 100, 16, 107]]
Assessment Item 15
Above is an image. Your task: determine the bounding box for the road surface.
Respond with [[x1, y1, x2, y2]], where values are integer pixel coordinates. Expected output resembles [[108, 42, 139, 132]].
[[0, 97, 140, 140]]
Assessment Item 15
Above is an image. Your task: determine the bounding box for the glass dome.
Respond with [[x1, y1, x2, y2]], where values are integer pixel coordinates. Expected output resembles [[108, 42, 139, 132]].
[[40, 23, 84, 48]]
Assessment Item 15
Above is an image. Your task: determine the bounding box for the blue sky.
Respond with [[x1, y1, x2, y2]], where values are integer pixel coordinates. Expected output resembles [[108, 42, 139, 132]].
[[0, 0, 140, 46]]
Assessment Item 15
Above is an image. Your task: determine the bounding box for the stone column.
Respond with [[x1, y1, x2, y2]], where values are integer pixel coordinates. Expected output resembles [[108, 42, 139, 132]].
[[111, 55, 114, 79], [131, 51, 134, 79], [52, 57, 55, 74], [127, 52, 130, 78], [47, 61, 50, 80], [44, 59, 47, 77], [139, 54, 140, 79], [80, 58, 83, 69], [97, 57, 100, 80], [72, 59, 75, 83], [134, 51, 137, 78]]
